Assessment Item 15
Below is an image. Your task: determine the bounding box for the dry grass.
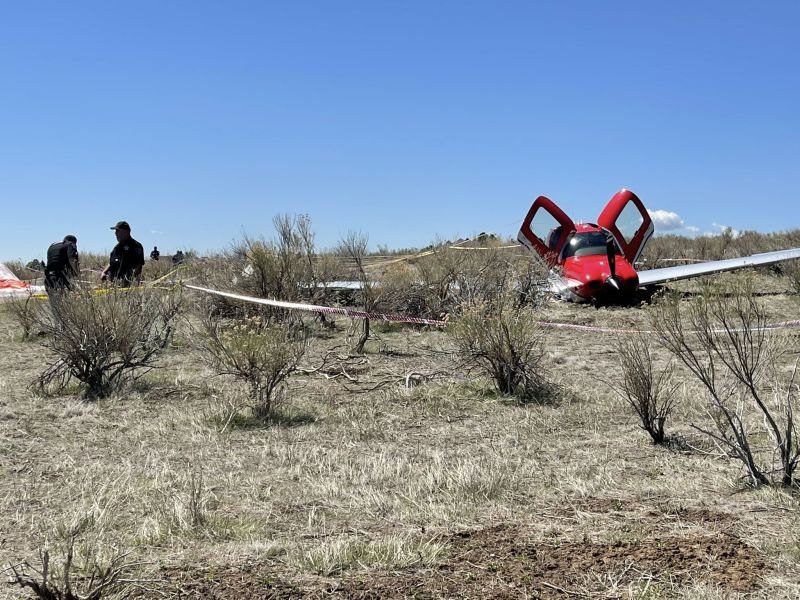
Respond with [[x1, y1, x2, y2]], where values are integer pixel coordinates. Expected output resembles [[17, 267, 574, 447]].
[[1, 268, 799, 598]]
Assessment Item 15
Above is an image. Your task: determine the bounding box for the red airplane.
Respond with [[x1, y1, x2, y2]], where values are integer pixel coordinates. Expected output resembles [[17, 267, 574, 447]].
[[517, 189, 800, 302]]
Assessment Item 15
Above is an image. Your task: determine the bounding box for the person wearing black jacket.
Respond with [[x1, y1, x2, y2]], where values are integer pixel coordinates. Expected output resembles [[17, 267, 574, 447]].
[[102, 221, 145, 284], [45, 235, 80, 293]]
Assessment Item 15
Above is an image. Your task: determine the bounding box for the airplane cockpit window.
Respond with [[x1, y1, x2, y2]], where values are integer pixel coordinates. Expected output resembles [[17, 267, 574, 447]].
[[616, 201, 645, 244], [530, 209, 563, 248], [561, 231, 622, 259]]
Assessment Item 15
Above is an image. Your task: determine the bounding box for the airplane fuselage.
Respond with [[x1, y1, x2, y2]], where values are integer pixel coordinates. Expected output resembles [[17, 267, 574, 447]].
[[561, 254, 638, 300], [551, 223, 639, 301]]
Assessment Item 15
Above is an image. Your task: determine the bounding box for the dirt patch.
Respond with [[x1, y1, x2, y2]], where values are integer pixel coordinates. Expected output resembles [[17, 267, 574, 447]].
[[647, 506, 740, 526], [555, 497, 739, 528], [139, 523, 765, 598], [143, 565, 306, 599]]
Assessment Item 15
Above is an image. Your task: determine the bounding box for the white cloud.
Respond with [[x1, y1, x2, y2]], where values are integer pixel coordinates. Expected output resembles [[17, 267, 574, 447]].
[[685, 225, 700, 234], [649, 209, 684, 231], [150, 229, 164, 235]]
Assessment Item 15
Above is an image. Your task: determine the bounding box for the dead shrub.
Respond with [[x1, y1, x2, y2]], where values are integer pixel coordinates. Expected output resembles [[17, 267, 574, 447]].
[[34, 288, 181, 399], [652, 281, 800, 487], [4, 292, 41, 340], [337, 231, 377, 353], [5, 518, 144, 600], [448, 296, 549, 401], [611, 332, 679, 444], [198, 313, 306, 421]]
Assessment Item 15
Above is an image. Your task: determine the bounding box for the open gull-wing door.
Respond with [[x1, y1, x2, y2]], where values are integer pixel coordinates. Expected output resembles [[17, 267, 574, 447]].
[[517, 196, 576, 266], [597, 189, 654, 264]]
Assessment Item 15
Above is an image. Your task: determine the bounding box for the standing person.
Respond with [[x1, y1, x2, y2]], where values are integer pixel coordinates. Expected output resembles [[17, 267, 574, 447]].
[[150, 246, 160, 261], [45, 235, 80, 293], [101, 221, 145, 284]]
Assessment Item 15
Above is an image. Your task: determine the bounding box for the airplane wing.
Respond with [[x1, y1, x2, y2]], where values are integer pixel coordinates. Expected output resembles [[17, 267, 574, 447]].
[[637, 248, 800, 287], [324, 280, 364, 290]]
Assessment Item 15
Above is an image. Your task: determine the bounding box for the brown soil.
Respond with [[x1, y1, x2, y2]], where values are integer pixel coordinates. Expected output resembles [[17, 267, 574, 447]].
[[142, 521, 765, 598]]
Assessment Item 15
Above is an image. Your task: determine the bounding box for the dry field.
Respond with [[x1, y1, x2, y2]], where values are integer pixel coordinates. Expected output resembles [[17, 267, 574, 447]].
[[1, 271, 800, 599]]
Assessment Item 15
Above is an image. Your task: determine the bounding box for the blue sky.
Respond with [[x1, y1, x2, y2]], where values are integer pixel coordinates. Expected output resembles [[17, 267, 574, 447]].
[[2, 1, 798, 261]]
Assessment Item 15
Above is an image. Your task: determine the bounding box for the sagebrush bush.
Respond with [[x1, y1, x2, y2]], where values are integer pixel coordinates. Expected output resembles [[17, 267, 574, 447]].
[[35, 288, 181, 398], [413, 244, 463, 317], [448, 297, 549, 401], [404, 239, 545, 319], [198, 314, 306, 421], [194, 214, 344, 325]]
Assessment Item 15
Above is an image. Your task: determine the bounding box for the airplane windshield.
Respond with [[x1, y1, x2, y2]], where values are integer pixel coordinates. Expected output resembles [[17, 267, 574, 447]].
[[561, 231, 621, 259]]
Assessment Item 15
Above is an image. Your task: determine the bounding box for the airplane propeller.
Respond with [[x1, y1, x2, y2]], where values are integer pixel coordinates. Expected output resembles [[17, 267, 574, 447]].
[[605, 232, 620, 291]]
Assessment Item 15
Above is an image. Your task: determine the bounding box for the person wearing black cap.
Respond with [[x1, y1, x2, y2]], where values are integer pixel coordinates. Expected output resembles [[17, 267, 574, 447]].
[[101, 221, 145, 284], [45, 235, 80, 293]]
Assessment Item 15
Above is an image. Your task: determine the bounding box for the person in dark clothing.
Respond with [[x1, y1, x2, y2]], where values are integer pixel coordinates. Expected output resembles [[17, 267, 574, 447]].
[[45, 235, 80, 293], [150, 246, 160, 261], [26, 258, 46, 271], [172, 250, 185, 265], [101, 221, 145, 284]]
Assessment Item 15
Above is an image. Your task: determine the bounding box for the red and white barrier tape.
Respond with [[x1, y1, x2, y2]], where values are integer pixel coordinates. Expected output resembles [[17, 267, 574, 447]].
[[185, 284, 800, 334], [184, 284, 448, 326]]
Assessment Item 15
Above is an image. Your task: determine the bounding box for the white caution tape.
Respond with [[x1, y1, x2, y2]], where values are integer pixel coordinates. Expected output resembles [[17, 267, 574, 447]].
[[184, 284, 448, 326]]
